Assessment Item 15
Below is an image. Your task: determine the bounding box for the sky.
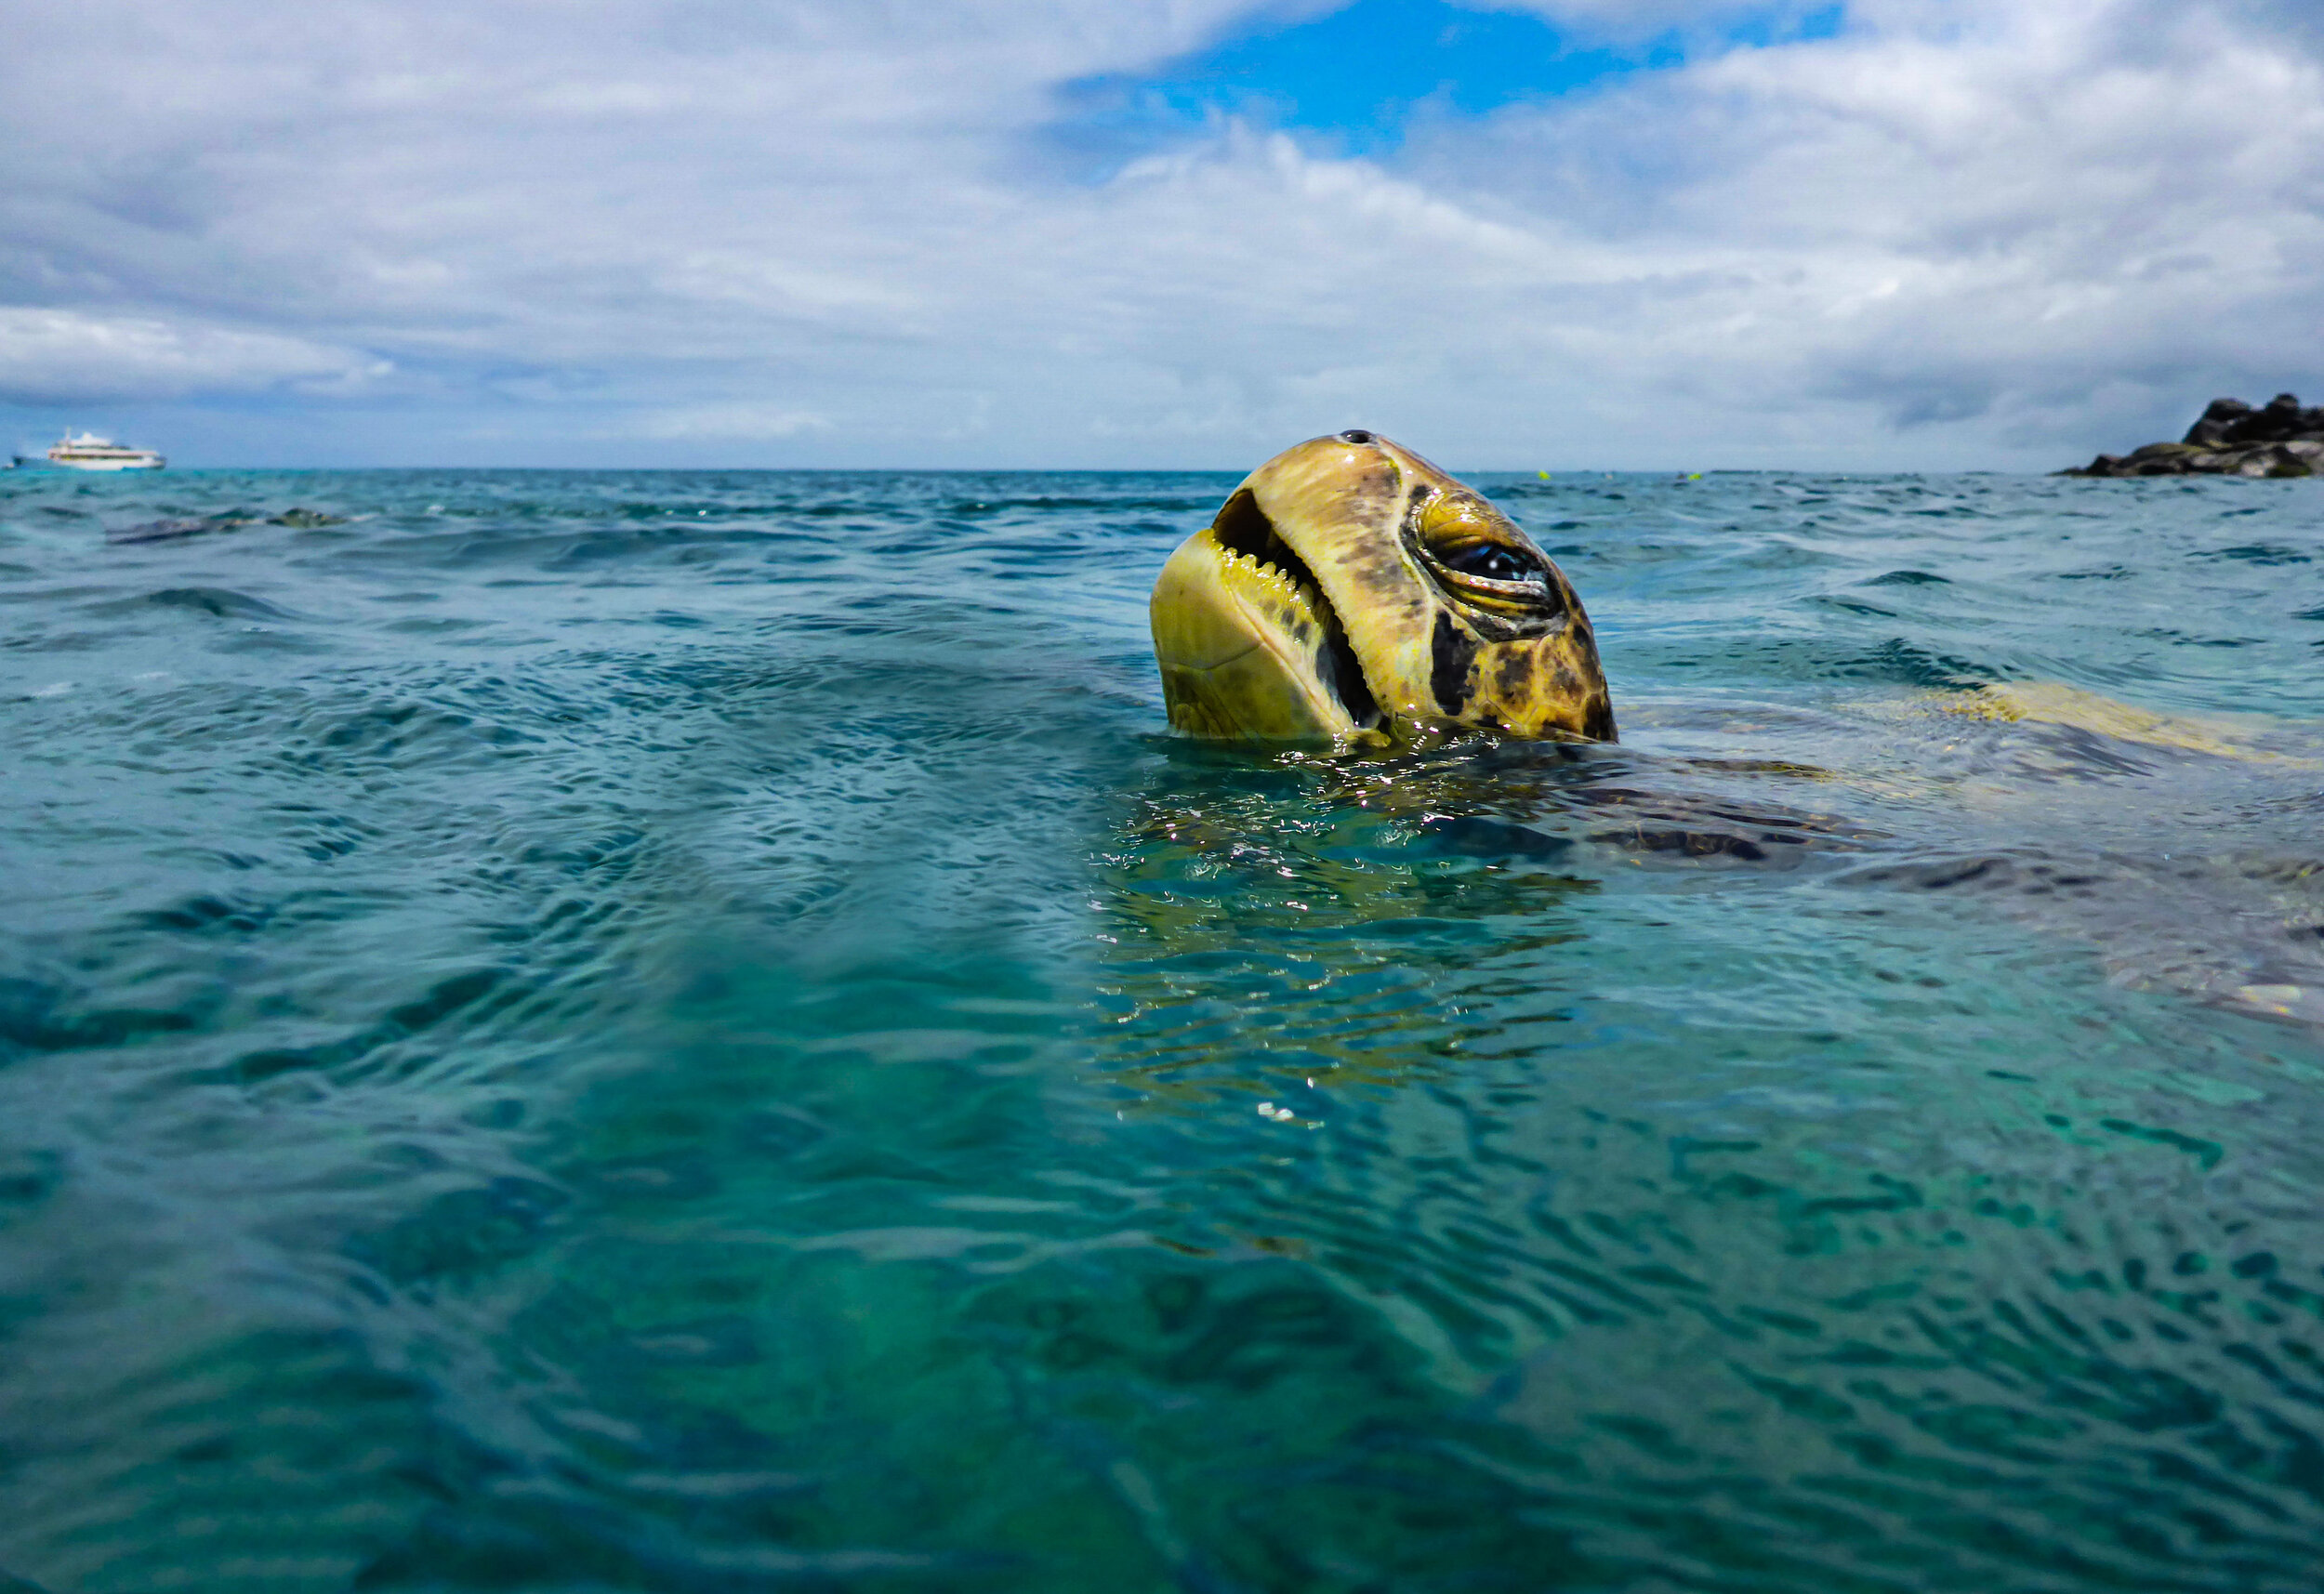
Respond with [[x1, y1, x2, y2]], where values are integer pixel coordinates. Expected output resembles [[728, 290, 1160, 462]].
[[2, 0, 2320, 470]]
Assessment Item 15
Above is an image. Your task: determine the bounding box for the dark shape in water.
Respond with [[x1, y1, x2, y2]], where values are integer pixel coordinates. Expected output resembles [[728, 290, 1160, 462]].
[[107, 507, 350, 545]]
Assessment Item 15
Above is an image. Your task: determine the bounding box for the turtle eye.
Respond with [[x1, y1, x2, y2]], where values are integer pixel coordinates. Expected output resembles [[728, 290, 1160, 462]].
[[1408, 488, 1566, 625], [1441, 542, 1543, 584]]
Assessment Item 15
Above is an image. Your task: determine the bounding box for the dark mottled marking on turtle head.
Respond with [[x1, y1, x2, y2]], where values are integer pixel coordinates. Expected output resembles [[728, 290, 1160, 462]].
[[1491, 647, 1538, 703], [1583, 690, 1617, 742], [1342, 465, 1402, 524], [1431, 612, 1477, 715]]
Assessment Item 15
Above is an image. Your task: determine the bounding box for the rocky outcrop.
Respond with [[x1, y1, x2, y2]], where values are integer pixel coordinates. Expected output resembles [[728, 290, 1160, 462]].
[[2066, 393, 2324, 478]]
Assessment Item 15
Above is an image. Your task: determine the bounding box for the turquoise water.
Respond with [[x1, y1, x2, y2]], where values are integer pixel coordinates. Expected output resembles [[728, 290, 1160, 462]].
[[2, 466, 2322, 1592]]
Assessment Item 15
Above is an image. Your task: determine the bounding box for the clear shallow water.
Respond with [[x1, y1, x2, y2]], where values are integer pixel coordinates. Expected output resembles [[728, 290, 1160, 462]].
[[2, 465, 2322, 1592]]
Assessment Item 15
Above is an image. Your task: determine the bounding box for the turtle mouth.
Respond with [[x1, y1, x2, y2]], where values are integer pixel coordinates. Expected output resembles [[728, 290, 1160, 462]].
[[1205, 490, 1381, 731]]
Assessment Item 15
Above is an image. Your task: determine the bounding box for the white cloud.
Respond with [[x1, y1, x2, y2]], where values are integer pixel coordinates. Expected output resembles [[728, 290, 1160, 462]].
[[0, 0, 2319, 465], [0, 308, 389, 402], [623, 403, 836, 440]]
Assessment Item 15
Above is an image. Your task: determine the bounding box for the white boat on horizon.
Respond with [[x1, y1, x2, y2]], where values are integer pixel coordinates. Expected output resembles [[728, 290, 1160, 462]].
[[45, 430, 165, 471]]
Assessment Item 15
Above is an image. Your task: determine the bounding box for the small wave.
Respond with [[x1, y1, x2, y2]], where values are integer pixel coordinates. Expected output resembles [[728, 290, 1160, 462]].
[[114, 586, 301, 622]]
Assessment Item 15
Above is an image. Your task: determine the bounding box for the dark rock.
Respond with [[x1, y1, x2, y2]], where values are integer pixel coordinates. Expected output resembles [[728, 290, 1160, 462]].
[[2069, 395, 2322, 477], [2225, 393, 2313, 445], [2184, 397, 2251, 446], [2248, 442, 2321, 478]]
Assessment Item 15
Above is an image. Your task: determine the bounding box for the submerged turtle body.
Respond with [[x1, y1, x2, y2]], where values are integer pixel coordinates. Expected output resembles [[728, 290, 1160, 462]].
[[1150, 431, 1616, 746]]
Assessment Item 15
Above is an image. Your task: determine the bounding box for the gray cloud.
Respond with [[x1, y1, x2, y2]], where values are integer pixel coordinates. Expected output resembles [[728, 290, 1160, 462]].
[[2, 0, 2318, 467]]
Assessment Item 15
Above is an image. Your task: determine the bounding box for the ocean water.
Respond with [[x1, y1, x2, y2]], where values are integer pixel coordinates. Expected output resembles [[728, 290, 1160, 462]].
[[2, 464, 2322, 1593]]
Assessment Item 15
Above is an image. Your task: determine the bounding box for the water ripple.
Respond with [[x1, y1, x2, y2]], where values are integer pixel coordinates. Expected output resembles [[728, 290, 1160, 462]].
[[0, 467, 2320, 1589]]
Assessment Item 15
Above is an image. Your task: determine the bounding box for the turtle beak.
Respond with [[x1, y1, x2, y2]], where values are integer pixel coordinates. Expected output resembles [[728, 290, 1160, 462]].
[[1149, 507, 1379, 744]]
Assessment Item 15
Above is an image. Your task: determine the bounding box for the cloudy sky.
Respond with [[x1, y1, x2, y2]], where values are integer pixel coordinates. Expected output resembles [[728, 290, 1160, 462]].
[[3, 0, 2319, 468]]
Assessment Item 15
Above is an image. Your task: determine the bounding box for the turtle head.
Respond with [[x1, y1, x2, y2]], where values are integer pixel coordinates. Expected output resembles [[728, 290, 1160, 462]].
[[1149, 430, 1616, 745]]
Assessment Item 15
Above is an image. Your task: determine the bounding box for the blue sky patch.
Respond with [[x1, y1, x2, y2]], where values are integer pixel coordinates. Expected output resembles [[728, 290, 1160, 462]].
[[1051, 0, 1843, 164]]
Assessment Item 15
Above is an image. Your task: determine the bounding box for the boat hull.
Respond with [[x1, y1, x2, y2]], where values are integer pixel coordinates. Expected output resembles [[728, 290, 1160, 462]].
[[47, 454, 165, 471]]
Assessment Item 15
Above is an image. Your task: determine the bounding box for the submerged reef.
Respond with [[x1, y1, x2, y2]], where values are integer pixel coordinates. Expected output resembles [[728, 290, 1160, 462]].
[[2067, 393, 2324, 478]]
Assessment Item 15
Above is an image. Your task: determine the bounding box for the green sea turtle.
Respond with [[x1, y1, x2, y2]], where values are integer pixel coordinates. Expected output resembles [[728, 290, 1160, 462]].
[[1144, 433, 2324, 1028], [1151, 430, 1616, 745]]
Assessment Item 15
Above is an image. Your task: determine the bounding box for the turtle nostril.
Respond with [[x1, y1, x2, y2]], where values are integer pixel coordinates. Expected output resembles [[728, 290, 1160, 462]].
[[1339, 429, 1375, 444]]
